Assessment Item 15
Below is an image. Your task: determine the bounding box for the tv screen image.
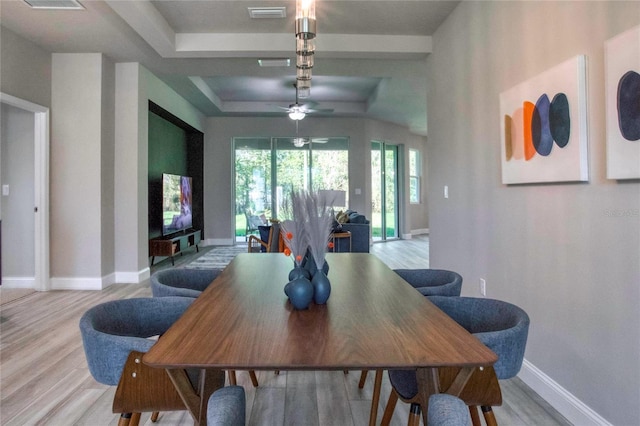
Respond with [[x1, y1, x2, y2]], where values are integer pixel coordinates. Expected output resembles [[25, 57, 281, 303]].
[[162, 173, 193, 235]]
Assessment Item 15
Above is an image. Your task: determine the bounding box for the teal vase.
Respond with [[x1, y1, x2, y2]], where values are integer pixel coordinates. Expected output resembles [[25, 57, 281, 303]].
[[287, 277, 314, 310], [312, 270, 331, 304]]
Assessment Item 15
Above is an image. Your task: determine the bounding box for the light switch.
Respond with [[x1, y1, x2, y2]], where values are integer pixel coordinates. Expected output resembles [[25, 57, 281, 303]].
[[444, 185, 449, 199], [355, 188, 362, 195], [2, 184, 9, 196]]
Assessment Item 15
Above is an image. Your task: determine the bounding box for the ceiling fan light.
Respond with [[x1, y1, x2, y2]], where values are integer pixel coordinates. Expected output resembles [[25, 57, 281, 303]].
[[289, 110, 306, 120], [293, 137, 307, 148]]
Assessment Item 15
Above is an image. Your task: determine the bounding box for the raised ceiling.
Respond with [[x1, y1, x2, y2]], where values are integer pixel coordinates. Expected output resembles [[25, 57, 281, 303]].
[[0, 0, 461, 135]]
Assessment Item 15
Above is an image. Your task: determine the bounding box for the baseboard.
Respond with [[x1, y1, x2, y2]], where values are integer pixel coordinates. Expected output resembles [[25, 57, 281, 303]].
[[205, 238, 235, 246], [51, 276, 106, 290], [115, 268, 150, 284], [411, 228, 429, 235], [1, 277, 36, 289], [519, 359, 612, 426]]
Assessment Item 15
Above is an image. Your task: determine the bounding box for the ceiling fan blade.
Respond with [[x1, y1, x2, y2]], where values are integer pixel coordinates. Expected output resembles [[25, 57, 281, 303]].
[[305, 108, 334, 113], [310, 138, 329, 143]]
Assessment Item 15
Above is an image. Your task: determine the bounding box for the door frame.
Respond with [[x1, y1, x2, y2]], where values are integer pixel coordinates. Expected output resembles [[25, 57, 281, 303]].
[[1, 93, 50, 291]]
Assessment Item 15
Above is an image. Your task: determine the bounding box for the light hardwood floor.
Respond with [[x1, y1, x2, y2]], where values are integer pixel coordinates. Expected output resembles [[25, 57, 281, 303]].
[[0, 235, 570, 425]]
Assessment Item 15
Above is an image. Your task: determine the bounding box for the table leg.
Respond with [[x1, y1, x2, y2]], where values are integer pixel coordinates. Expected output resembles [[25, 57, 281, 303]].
[[165, 368, 225, 426], [368, 369, 383, 426]]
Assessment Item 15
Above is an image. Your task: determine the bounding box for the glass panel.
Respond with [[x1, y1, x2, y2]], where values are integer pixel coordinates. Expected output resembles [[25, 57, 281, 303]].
[[274, 138, 310, 218], [311, 138, 349, 209], [234, 138, 272, 240], [384, 145, 398, 239], [371, 141, 383, 239]]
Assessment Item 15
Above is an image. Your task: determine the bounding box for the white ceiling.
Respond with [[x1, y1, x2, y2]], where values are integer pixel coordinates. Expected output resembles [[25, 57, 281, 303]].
[[0, 0, 461, 135]]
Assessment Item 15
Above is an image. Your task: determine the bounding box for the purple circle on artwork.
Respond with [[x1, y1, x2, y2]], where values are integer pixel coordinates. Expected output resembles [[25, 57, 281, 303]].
[[532, 94, 553, 156]]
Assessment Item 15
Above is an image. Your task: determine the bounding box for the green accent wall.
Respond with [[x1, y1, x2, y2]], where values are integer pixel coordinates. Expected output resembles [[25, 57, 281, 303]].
[[148, 107, 203, 240]]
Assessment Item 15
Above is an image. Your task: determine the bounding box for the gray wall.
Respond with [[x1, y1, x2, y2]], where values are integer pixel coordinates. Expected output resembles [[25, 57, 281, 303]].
[[0, 26, 51, 108], [51, 53, 115, 287], [1, 103, 35, 279], [204, 116, 428, 244], [426, 1, 639, 424]]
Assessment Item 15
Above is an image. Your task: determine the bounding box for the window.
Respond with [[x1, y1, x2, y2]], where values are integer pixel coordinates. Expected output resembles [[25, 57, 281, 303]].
[[234, 137, 349, 241], [409, 149, 421, 204]]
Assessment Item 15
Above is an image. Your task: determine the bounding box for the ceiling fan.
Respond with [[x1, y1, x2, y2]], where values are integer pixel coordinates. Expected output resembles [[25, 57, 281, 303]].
[[278, 83, 334, 120], [292, 120, 329, 147]]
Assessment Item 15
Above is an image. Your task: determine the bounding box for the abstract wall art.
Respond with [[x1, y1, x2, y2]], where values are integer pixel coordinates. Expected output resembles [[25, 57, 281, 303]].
[[500, 55, 588, 184], [606, 25, 640, 180]]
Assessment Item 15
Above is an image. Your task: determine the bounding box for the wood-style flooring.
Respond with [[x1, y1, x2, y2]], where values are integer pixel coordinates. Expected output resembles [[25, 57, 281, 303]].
[[0, 235, 571, 425]]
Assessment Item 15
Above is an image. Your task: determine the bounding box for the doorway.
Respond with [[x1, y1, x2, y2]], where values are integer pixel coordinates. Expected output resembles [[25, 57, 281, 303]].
[[0, 93, 50, 291], [371, 141, 399, 241]]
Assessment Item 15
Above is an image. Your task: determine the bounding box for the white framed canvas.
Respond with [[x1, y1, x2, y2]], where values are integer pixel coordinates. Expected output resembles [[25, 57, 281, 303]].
[[500, 55, 588, 184], [606, 25, 640, 180]]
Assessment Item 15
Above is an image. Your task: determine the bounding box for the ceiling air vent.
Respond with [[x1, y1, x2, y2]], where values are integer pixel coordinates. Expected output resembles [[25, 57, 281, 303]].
[[23, 0, 84, 9], [248, 7, 286, 19]]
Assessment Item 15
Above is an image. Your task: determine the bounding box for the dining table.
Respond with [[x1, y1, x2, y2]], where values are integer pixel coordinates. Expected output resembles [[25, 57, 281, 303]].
[[143, 252, 498, 426]]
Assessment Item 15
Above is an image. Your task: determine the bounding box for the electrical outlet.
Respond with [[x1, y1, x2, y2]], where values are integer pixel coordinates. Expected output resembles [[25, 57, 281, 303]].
[[479, 278, 486, 296]]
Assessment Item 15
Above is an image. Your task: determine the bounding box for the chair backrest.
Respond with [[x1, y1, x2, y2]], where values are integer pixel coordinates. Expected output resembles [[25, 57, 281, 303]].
[[151, 268, 221, 298], [207, 386, 246, 426], [427, 394, 471, 426], [428, 296, 530, 379], [394, 269, 463, 297], [79, 297, 193, 385]]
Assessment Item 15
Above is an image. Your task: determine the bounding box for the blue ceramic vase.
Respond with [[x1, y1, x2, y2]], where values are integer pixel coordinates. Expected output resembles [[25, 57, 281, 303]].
[[287, 277, 314, 310], [288, 265, 310, 281], [312, 269, 331, 304]]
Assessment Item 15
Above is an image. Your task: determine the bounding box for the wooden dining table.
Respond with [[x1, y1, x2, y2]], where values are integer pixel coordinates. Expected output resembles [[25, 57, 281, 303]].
[[143, 253, 498, 425]]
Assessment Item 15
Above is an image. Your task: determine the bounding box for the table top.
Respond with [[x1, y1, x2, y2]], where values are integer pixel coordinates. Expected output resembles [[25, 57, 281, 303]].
[[144, 253, 497, 371]]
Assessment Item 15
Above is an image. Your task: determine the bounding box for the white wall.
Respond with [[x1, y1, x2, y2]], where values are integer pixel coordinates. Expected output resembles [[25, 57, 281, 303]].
[[1, 103, 35, 284], [427, 2, 640, 424], [204, 116, 427, 245]]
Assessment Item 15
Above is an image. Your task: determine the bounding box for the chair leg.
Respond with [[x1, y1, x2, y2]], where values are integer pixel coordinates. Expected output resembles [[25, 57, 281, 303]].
[[228, 370, 237, 385], [249, 370, 259, 387], [408, 403, 421, 426], [150, 411, 159, 422], [130, 412, 141, 426], [469, 406, 482, 426], [117, 413, 132, 426], [380, 388, 398, 426], [358, 370, 369, 388], [482, 406, 498, 426], [368, 369, 383, 426]]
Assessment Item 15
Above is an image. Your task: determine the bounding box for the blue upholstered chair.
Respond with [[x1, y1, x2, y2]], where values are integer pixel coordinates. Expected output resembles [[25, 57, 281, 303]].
[[150, 268, 222, 298], [393, 269, 463, 297], [427, 394, 471, 426], [207, 385, 246, 426], [381, 296, 530, 426], [79, 297, 196, 425]]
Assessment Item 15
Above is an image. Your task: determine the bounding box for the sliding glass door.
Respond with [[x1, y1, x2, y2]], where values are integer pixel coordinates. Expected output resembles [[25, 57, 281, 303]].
[[234, 137, 349, 241], [371, 141, 398, 241]]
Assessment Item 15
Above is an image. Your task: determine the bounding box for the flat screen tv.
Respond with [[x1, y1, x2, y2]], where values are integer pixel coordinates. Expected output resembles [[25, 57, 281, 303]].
[[162, 173, 193, 235]]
